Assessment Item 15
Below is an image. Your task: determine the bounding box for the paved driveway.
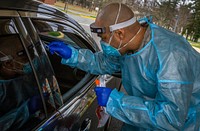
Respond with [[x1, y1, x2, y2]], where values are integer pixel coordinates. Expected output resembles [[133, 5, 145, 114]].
[[193, 47, 200, 53]]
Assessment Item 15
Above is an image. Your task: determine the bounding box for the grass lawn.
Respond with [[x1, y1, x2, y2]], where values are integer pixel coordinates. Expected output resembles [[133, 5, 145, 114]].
[[189, 40, 200, 49], [191, 44, 200, 48], [54, 1, 97, 17]]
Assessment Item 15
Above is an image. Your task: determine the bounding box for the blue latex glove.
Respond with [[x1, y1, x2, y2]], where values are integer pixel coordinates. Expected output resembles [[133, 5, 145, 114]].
[[28, 93, 49, 114], [28, 95, 43, 114], [48, 41, 72, 59], [95, 87, 112, 106]]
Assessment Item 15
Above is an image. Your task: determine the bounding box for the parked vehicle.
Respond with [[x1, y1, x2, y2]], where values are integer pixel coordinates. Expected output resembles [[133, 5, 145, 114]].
[[0, 0, 121, 130]]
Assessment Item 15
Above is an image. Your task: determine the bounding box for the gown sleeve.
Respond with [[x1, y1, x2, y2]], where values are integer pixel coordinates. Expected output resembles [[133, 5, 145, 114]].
[[61, 47, 121, 75]]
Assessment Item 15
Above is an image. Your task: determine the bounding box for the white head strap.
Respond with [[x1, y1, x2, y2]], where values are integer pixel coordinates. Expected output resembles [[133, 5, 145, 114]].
[[109, 3, 137, 32], [108, 3, 122, 44], [0, 55, 13, 62], [109, 17, 136, 32], [0, 51, 13, 62]]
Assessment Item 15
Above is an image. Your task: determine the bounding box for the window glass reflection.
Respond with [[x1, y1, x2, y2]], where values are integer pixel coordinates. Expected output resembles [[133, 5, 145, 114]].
[[0, 19, 45, 130]]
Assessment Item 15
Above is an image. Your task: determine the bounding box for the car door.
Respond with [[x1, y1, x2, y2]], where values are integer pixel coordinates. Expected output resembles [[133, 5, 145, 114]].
[[19, 11, 103, 130], [0, 10, 57, 131]]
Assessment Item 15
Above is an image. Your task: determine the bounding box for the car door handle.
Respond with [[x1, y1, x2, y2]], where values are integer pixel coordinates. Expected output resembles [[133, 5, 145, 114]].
[[80, 118, 92, 131]]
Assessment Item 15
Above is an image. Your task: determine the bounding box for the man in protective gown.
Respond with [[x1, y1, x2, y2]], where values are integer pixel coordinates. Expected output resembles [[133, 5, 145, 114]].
[[48, 3, 200, 131]]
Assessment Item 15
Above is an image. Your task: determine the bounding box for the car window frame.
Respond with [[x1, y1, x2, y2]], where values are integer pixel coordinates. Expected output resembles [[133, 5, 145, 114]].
[[17, 11, 99, 131], [13, 16, 49, 116], [18, 12, 97, 101], [31, 19, 97, 101], [0, 10, 52, 130], [19, 11, 99, 52]]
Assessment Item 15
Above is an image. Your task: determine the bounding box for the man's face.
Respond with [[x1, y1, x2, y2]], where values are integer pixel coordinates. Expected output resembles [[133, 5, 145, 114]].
[[0, 56, 23, 79], [97, 27, 111, 43], [1, 53, 26, 75], [92, 17, 124, 50], [0, 39, 33, 79], [96, 26, 120, 49]]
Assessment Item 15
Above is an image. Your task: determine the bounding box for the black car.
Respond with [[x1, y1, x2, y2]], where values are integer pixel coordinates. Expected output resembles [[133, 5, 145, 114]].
[[0, 0, 122, 130]]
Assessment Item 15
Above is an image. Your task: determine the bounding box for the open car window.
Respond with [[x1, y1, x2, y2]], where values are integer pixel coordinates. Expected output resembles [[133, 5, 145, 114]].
[[32, 19, 95, 102], [31, 20, 92, 49]]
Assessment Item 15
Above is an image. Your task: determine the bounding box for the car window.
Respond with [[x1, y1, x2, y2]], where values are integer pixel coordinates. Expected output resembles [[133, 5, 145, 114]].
[[32, 19, 94, 100], [32, 19, 90, 49], [0, 18, 46, 130], [21, 18, 64, 110]]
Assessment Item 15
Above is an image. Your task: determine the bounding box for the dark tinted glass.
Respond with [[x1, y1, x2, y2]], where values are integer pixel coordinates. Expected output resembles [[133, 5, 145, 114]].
[[0, 19, 45, 131]]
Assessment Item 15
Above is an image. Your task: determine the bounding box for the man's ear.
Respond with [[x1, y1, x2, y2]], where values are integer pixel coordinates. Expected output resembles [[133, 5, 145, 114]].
[[114, 29, 125, 40]]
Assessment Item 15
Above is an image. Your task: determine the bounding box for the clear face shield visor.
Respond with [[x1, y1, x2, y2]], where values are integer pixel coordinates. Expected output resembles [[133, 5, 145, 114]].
[[0, 47, 36, 74], [90, 23, 107, 49], [0, 55, 13, 62], [90, 17, 137, 34], [90, 17, 137, 49], [0, 53, 23, 73]]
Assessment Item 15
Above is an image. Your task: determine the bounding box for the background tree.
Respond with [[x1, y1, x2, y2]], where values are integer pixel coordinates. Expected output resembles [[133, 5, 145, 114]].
[[60, 0, 199, 42], [191, 0, 200, 42]]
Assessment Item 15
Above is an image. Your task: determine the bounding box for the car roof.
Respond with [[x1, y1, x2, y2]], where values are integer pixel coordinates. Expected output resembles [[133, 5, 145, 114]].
[[0, 0, 83, 30], [0, 0, 70, 20], [0, 0, 97, 50]]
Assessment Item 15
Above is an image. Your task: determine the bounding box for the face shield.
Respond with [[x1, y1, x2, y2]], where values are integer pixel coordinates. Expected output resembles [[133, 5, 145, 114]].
[[0, 48, 38, 75], [0, 55, 13, 62], [90, 23, 106, 49], [0, 51, 24, 74], [90, 3, 137, 49]]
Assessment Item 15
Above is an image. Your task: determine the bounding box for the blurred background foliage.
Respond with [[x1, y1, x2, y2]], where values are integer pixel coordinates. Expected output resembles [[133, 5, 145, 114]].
[[58, 0, 200, 43]]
